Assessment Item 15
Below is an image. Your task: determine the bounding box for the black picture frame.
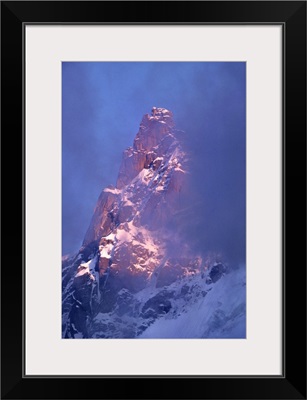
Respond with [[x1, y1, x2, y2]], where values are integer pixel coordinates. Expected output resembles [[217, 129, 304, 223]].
[[1, 1, 306, 399]]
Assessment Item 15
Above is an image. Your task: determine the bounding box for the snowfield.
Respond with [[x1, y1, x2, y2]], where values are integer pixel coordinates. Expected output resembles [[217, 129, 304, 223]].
[[139, 266, 246, 338]]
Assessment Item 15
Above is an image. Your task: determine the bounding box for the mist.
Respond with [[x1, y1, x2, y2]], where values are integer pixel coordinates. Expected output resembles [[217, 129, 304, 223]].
[[62, 62, 245, 264]]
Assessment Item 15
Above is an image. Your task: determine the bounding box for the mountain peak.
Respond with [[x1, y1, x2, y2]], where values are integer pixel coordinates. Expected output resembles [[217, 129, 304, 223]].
[[115, 108, 177, 189], [62, 107, 245, 339], [83, 108, 188, 246], [151, 106, 173, 119], [139, 107, 175, 131]]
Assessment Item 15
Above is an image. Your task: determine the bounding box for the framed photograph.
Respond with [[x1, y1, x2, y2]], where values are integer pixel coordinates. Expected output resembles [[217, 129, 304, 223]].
[[1, 1, 306, 399]]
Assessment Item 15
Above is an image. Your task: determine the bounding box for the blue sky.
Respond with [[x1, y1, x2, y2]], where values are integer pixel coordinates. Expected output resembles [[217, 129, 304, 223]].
[[62, 62, 246, 263]]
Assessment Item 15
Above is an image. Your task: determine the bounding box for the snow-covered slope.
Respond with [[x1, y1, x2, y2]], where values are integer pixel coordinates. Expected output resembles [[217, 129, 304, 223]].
[[139, 265, 246, 338], [62, 107, 246, 339]]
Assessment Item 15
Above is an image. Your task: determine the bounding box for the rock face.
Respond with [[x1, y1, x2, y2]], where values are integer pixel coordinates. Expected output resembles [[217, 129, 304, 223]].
[[62, 107, 246, 339]]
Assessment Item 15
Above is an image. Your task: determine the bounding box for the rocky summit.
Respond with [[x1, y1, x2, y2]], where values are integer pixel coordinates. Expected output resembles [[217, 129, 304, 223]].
[[62, 107, 246, 339]]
